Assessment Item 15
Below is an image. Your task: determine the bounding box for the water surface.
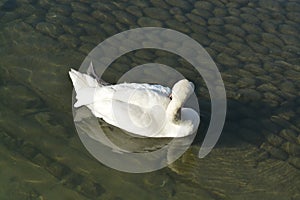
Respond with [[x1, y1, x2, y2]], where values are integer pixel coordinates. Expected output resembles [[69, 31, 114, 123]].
[[0, 0, 299, 199]]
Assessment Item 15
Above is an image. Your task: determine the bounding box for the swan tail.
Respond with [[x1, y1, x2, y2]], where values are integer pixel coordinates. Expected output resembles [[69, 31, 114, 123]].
[[69, 69, 99, 107], [69, 69, 98, 91], [87, 62, 110, 86]]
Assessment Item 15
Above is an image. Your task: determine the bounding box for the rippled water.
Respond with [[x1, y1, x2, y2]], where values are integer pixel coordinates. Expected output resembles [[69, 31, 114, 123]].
[[0, 0, 299, 199]]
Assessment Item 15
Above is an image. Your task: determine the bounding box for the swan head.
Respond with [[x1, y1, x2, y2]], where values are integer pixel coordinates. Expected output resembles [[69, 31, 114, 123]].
[[171, 79, 194, 104], [166, 79, 195, 122]]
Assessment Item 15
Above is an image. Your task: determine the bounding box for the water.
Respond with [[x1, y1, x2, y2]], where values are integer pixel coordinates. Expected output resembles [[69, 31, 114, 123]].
[[0, 0, 299, 199]]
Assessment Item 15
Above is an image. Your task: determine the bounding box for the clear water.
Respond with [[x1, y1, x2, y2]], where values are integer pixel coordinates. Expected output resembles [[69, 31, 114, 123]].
[[0, 0, 299, 199]]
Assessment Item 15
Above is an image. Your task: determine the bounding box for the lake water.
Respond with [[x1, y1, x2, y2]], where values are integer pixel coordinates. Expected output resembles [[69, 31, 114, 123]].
[[0, 0, 299, 199]]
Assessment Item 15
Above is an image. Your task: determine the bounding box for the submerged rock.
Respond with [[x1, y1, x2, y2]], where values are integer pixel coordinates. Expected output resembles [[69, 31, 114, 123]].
[[286, 2, 300, 12], [256, 10, 270, 21], [0, 84, 43, 115], [101, 23, 118, 35], [151, 0, 169, 9], [46, 12, 71, 25], [246, 34, 261, 42], [227, 7, 240, 16], [279, 129, 298, 143], [259, 0, 281, 11], [0, 11, 19, 22], [216, 52, 239, 66], [79, 179, 105, 198], [213, 8, 227, 17], [236, 77, 256, 88], [260, 143, 288, 161], [287, 12, 300, 23], [240, 13, 260, 24], [247, 41, 269, 54], [224, 16, 242, 25], [224, 24, 246, 37], [24, 14, 42, 26], [186, 13, 206, 26], [237, 50, 261, 63], [208, 17, 224, 25], [225, 33, 244, 43], [48, 4, 72, 16], [165, 20, 191, 33], [210, 41, 236, 55], [228, 41, 251, 52], [282, 142, 300, 156], [62, 24, 84, 36], [208, 32, 229, 43], [92, 10, 115, 23], [240, 7, 257, 15], [144, 7, 170, 20], [257, 83, 277, 92], [262, 33, 284, 47], [288, 157, 300, 169], [194, 1, 213, 10], [15, 4, 36, 17], [265, 134, 284, 147], [261, 20, 277, 33], [241, 23, 262, 34], [71, 2, 91, 13], [169, 7, 182, 15], [126, 6, 143, 17], [36, 22, 63, 37], [112, 10, 136, 25], [191, 8, 213, 19], [166, 0, 192, 10], [130, 0, 150, 8], [72, 12, 96, 23], [137, 17, 162, 27], [173, 14, 188, 22], [79, 43, 95, 54], [279, 24, 299, 37], [238, 88, 262, 102], [77, 23, 101, 35], [58, 34, 80, 48]]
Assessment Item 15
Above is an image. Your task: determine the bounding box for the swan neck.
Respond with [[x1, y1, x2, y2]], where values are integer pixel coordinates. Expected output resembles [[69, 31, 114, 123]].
[[166, 99, 181, 121]]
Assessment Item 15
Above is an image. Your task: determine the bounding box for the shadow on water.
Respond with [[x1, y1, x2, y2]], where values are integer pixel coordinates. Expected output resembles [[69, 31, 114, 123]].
[[1, 0, 18, 12]]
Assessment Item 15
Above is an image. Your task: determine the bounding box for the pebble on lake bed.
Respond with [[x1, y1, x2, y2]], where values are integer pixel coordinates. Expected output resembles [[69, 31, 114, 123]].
[[282, 142, 300, 156], [137, 17, 162, 27], [261, 143, 288, 161], [1, 1, 300, 197], [36, 22, 63, 37]]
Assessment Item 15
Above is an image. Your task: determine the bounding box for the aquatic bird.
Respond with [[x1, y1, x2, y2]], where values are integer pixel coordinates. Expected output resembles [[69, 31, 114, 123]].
[[69, 63, 200, 138]]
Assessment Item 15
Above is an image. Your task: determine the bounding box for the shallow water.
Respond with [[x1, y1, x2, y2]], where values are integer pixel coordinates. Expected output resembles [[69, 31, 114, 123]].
[[0, 0, 299, 199]]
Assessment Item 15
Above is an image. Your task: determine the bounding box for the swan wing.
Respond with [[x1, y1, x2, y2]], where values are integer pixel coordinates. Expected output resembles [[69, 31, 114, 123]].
[[90, 99, 166, 137], [70, 69, 171, 109], [108, 83, 171, 109], [112, 83, 171, 97]]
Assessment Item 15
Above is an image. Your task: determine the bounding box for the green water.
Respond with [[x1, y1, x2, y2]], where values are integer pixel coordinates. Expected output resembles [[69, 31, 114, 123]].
[[0, 0, 299, 199]]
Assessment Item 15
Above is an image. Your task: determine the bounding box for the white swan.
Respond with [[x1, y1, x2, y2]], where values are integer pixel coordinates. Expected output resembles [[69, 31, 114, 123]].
[[69, 65, 200, 138]]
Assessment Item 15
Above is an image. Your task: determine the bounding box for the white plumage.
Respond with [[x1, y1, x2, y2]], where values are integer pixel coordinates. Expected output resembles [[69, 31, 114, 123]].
[[69, 66, 200, 138]]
